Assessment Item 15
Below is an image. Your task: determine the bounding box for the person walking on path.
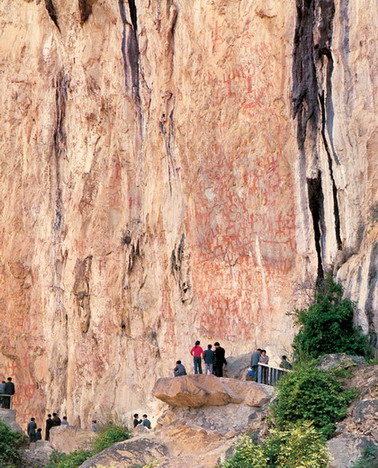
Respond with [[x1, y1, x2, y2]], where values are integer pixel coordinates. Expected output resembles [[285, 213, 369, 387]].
[[250, 348, 262, 381], [0, 380, 6, 408], [190, 340, 204, 374], [173, 360, 187, 377], [204, 344, 215, 375], [45, 414, 54, 441], [214, 342, 227, 377], [4, 377, 15, 409], [280, 355, 293, 370], [27, 418, 37, 443], [133, 414, 142, 427], [142, 414, 151, 429]]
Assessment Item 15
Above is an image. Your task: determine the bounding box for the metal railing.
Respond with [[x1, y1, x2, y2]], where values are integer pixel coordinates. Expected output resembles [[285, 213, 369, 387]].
[[0, 394, 13, 409], [257, 363, 290, 386]]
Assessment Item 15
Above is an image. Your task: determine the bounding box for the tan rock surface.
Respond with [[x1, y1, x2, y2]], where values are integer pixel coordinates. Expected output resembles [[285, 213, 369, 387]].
[[0, 0, 376, 429], [49, 425, 97, 454], [152, 375, 273, 408]]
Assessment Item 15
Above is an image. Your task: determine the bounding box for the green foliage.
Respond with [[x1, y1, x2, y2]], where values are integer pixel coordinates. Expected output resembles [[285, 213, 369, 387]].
[[271, 365, 356, 438], [351, 445, 378, 468], [93, 424, 131, 453], [293, 276, 372, 360], [46, 424, 131, 468], [222, 423, 330, 468], [0, 420, 27, 467], [46, 450, 94, 468]]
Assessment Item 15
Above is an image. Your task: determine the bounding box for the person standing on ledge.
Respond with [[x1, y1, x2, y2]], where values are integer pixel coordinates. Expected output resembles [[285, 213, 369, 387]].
[[204, 344, 215, 375], [61, 416, 69, 425], [0, 380, 6, 408], [45, 414, 54, 441], [52, 412, 61, 426], [250, 348, 262, 381], [190, 340, 204, 374], [4, 377, 15, 409], [27, 417, 37, 443], [214, 342, 227, 377]]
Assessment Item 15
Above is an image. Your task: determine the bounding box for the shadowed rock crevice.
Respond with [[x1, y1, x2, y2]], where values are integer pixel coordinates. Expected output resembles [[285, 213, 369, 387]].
[[52, 70, 69, 232], [73, 255, 93, 333], [171, 234, 193, 304], [44, 0, 59, 30], [78, 0, 97, 24], [118, 0, 141, 110], [307, 175, 325, 281]]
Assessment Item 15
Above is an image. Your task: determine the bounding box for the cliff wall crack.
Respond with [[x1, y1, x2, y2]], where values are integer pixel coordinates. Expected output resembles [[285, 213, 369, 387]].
[[78, 0, 97, 25], [44, 0, 59, 30]]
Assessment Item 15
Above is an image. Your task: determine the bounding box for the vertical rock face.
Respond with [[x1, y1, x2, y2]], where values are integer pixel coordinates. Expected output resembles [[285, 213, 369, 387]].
[[0, 0, 376, 427]]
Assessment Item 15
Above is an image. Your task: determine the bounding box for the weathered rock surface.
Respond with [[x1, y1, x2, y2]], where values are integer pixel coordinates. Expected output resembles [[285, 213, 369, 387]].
[[319, 354, 368, 371], [0, 408, 24, 433], [21, 440, 54, 468], [49, 425, 97, 454], [0, 0, 376, 429], [327, 365, 378, 467], [152, 375, 273, 408]]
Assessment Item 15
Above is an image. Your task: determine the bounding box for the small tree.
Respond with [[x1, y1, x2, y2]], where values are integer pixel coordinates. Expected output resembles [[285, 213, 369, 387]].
[[292, 276, 372, 360], [0, 420, 27, 467]]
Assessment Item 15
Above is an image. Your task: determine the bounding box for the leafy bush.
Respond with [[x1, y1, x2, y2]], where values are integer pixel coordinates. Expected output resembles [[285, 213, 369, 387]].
[[0, 420, 27, 467], [292, 276, 372, 360], [222, 423, 330, 468], [271, 365, 356, 438], [93, 424, 131, 453], [46, 450, 94, 468]]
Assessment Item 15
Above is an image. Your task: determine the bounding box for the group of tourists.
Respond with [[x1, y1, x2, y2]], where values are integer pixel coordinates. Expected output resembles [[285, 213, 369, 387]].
[[0, 377, 15, 409], [27, 413, 69, 442], [174, 341, 227, 377], [174, 344, 293, 381], [132, 413, 151, 429]]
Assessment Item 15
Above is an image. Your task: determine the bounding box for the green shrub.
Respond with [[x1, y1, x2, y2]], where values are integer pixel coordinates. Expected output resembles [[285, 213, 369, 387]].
[[292, 276, 372, 361], [272, 365, 356, 438], [46, 450, 94, 468], [0, 420, 27, 467], [222, 423, 330, 468], [93, 424, 131, 453]]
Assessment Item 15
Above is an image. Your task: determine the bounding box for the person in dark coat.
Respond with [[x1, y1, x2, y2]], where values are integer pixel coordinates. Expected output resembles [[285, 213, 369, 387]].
[[3, 377, 15, 409], [142, 414, 151, 429], [250, 348, 262, 382], [52, 412, 61, 426], [45, 414, 54, 441], [35, 428, 42, 441], [27, 418, 37, 443], [0, 380, 6, 408], [213, 342, 227, 377], [133, 414, 142, 428]]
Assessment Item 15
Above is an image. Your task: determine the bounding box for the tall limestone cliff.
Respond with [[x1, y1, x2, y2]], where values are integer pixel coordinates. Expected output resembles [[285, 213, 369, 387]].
[[0, 0, 376, 427]]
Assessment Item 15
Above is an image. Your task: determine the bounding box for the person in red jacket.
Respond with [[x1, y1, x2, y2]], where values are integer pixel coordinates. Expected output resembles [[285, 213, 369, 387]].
[[190, 340, 204, 374]]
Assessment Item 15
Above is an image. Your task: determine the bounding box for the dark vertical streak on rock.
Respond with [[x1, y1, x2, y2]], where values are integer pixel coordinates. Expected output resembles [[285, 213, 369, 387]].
[[292, 0, 318, 151], [319, 91, 342, 249], [307, 176, 325, 280], [44, 0, 60, 30], [53, 71, 69, 232], [118, 0, 141, 121]]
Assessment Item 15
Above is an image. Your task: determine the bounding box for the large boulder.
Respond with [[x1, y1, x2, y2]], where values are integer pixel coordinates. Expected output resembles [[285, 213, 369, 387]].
[[21, 440, 54, 468], [318, 354, 367, 370], [327, 435, 375, 468], [49, 425, 97, 454], [152, 375, 273, 408], [223, 353, 251, 379], [0, 408, 23, 433], [80, 435, 170, 468]]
